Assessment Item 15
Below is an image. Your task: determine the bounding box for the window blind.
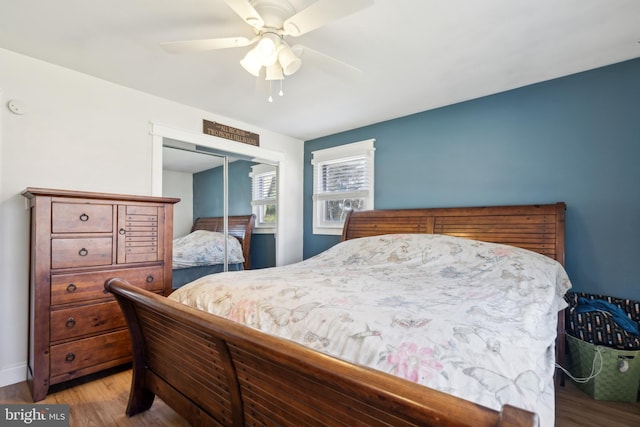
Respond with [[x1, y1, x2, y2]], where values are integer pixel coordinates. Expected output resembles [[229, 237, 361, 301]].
[[252, 171, 276, 206], [317, 156, 368, 195]]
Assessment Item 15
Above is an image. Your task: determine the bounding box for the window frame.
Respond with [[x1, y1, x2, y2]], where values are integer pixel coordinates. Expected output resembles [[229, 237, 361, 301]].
[[311, 139, 375, 235]]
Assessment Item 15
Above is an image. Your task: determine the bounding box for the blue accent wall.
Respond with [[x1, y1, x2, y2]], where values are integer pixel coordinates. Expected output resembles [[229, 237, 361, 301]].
[[193, 160, 253, 217], [304, 58, 640, 301], [193, 159, 276, 268]]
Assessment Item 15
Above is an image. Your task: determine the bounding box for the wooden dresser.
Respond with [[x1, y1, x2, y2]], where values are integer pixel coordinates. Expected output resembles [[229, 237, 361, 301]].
[[22, 188, 180, 401]]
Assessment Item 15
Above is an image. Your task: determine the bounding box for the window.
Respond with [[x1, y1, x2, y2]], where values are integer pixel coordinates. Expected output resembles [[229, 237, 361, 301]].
[[312, 139, 375, 235], [250, 164, 277, 232]]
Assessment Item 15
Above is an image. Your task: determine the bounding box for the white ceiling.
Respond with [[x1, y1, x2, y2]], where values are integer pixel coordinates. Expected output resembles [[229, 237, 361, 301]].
[[1, 1, 639, 141]]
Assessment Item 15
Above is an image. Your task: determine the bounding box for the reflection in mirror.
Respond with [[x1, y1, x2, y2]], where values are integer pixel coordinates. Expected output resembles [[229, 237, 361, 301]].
[[249, 163, 277, 231], [162, 140, 277, 290], [248, 163, 277, 268]]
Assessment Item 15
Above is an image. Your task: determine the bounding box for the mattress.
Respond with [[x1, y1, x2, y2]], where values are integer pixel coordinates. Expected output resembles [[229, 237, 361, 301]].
[[170, 233, 572, 426]]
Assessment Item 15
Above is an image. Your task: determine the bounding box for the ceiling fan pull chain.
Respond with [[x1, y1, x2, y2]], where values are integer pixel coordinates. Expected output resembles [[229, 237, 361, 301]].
[[268, 80, 274, 103], [279, 80, 284, 97]]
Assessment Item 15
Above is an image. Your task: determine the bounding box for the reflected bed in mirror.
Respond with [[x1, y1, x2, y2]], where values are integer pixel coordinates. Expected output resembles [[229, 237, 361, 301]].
[[162, 140, 277, 289], [172, 215, 255, 289]]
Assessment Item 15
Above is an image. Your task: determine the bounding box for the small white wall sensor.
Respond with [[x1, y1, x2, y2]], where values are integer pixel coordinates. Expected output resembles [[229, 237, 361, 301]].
[[7, 99, 27, 115]]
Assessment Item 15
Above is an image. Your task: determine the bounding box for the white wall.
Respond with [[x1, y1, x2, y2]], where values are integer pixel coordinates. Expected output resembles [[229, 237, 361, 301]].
[[162, 169, 193, 238], [0, 48, 304, 387]]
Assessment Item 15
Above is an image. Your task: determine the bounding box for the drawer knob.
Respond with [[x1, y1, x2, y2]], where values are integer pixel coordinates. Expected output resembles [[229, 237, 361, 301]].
[[78, 248, 88, 257], [66, 283, 77, 293], [146, 275, 154, 283], [65, 317, 76, 328], [65, 353, 75, 362], [79, 213, 89, 222], [119, 228, 126, 235]]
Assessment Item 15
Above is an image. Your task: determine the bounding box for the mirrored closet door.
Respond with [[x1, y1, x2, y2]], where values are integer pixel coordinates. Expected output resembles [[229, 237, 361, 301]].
[[161, 139, 278, 289]]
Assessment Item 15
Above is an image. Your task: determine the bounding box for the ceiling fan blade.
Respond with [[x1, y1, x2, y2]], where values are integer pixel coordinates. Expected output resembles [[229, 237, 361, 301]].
[[283, 0, 374, 36], [161, 37, 256, 53], [292, 44, 362, 81], [224, 0, 265, 29]]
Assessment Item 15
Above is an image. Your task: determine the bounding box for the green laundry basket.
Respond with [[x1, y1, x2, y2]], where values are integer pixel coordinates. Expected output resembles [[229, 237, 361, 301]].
[[567, 334, 640, 402]]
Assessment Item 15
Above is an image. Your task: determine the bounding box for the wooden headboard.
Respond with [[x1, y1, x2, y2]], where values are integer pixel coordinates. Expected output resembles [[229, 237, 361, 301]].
[[191, 214, 256, 270], [342, 203, 566, 266]]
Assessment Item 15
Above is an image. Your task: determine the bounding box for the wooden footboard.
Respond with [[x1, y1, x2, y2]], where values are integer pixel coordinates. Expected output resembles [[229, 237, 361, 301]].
[[105, 278, 537, 427]]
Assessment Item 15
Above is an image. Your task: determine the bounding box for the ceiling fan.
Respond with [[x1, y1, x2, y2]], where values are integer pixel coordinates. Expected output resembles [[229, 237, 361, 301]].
[[161, 0, 374, 101]]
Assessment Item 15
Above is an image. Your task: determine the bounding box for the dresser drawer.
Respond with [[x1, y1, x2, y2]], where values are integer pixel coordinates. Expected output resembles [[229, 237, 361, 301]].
[[124, 245, 159, 263], [51, 237, 113, 269], [50, 301, 126, 342], [52, 202, 113, 233], [51, 266, 164, 305], [126, 205, 159, 216], [49, 329, 131, 378]]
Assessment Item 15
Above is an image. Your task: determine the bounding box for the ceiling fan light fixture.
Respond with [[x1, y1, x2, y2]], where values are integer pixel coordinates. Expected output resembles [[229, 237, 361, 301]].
[[255, 33, 280, 66], [240, 48, 262, 77], [265, 63, 284, 81], [278, 45, 301, 76], [162, 0, 374, 101]]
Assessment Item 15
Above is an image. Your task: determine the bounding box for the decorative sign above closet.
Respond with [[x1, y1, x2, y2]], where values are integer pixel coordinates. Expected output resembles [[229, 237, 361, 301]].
[[203, 119, 260, 146]]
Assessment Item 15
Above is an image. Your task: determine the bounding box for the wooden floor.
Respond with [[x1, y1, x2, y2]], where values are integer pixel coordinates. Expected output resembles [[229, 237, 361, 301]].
[[0, 368, 189, 427], [1, 368, 639, 426], [556, 380, 640, 426]]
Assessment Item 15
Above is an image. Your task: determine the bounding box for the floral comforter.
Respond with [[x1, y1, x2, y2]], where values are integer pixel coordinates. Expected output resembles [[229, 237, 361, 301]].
[[169, 233, 572, 426], [172, 230, 244, 269]]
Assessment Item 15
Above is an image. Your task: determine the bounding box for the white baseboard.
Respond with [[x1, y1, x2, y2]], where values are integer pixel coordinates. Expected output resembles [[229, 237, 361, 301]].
[[0, 362, 27, 388]]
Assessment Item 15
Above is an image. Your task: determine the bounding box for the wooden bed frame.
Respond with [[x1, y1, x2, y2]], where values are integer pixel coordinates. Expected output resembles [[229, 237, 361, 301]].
[[189, 214, 255, 270], [106, 203, 566, 427]]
